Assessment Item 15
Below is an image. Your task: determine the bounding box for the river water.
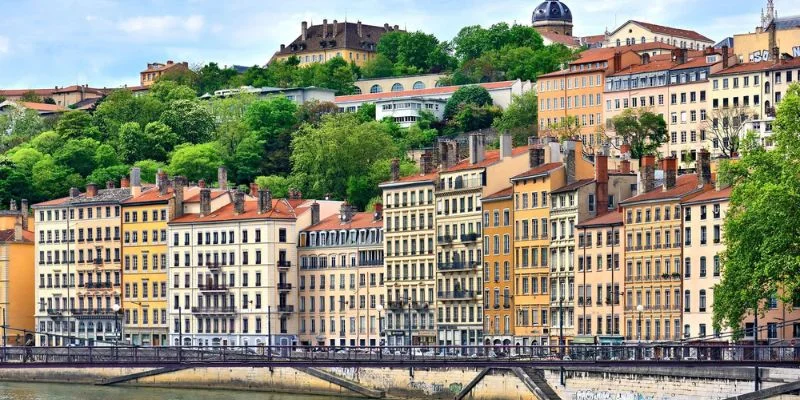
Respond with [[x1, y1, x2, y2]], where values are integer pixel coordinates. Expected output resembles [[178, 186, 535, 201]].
[[0, 382, 356, 400]]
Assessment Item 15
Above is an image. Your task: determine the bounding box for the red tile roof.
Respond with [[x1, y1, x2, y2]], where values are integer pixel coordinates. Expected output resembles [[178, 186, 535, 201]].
[[304, 212, 382, 232], [0, 88, 56, 97], [335, 80, 517, 103], [170, 198, 308, 224], [551, 178, 594, 194], [710, 61, 773, 76], [184, 189, 228, 203], [381, 172, 438, 186], [682, 186, 731, 205], [0, 229, 34, 243], [17, 102, 67, 113], [621, 174, 705, 205], [511, 162, 563, 180], [576, 210, 623, 228], [122, 186, 203, 205], [611, 54, 719, 76], [483, 186, 514, 201], [444, 146, 529, 173], [629, 21, 713, 43], [581, 35, 606, 45], [540, 31, 579, 47]]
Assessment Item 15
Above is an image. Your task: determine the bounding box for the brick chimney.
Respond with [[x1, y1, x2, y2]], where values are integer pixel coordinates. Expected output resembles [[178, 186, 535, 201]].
[[390, 158, 400, 181], [301, 21, 308, 41], [86, 183, 98, 198], [323, 19, 328, 38], [374, 203, 383, 220], [613, 52, 622, 73], [357, 21, 363, 37], [662, 156, 677, 190], [722, 46, 729, 68], [106, 180, 115, 189], [69, 187, 80, 198], [121, 176, 130, 188], [620, 143, 631, 160], [771, 46, 780, 63], [529, 146, 545, 168], [9, 199, 16, 211], [419, 151, 434, 175], [217, 166, 228, 190], [20, 199, 28, 230], [437, 140, 458, 169], [130, 167, 141, 197], [257, 188, 272, 214], [333, 20, 338, 37], [311, 201, 320, 225], [641, 154, 656, 193], [341, 202, 355, 222], [595, 152, 609, 215], [697, 148, 712, 186], [233, 190, 245, 214], [198, 179, 206, 189], [157, 169, 168, 195], [199, 188, 211, 216], [469, 132, 486, 165], [14, 215, 22, 242], [249, 182, 258, 197], [499, 134, 513, 160], [620, 159, 631, 174], [563, 140, 578, 184], [174, 176, 186, 218]]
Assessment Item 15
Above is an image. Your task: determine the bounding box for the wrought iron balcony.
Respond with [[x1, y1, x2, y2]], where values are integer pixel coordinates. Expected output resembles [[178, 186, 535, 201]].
[[70, 308, 119, 319], [437, 235, 454, 245], [438, 261, 480, 272], [198, 283, 229, 292], [278, 282, 293, 291], [191, 306, 236, 315], [437, 290, 477, 300], [278, 305, 294, 313], [460, 233, 480, 243], [84, 282, 112, 289], [278, 260, 291, 269]]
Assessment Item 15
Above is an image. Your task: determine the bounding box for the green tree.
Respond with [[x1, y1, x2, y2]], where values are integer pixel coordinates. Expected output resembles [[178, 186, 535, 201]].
[[55, 110, 93, 139], [450, 103, 502, 133], [87, 165, 130, 186], [94, 143, 121, 168], [360, 54, 395, 78], [295, 100, 339, 126], [149, 80, 197, 103], [493, 90, 537, 146], [0, 108, 45, 151], [354, 103, 376, 123], [452, 23, 544, 61], [8, 147, 45, 173], [93, 89, 165, 140], [53, 137, 100, 177], [19, 91, 43, 103], [31, 155, 84, 200], [156, 67, 198, 88], [167, 142, 223, 182], [346, 158, 417, 210], [254, 175, 290, 198], [29, 131, 62, 155], [608, 109, 668, 160], [230, 133, 265, 183], [244, 96, 298, 176], [376, 31, 455, 74], [133, 160, 167, 184], [444, 85, 493, 119], [713, 83, 800, 336], [195, 62, 240, 95], [159, 99, 214, 144]]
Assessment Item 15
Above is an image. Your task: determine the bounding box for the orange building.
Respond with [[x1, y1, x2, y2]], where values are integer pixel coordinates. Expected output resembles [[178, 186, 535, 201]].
[[0, 200, 34, 345], [140, 61, 190, 87], [482, 187, 515, 345]]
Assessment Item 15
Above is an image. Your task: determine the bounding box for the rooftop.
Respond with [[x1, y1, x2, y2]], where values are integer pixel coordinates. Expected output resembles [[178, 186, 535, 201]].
[[682, 186, 732, 205], [33, 187, 132, 208], [380, 171, 439, 187], [0, 229, 34, 243], [620, 174, 704, 205], [540, 31, 579, 47], [443, 146, 529, 173], [551, 178, 594, 194], [335, 80, 518, 103], [510, 162, 563, 180], [576, 210, 623, 228], [304, 211, 382, 232], [275, 21, 400, 58], [483, 186, 514, 201], [170, 198, 311, 224], [122, 186, 203, 205], [624, 20, 714, 43]]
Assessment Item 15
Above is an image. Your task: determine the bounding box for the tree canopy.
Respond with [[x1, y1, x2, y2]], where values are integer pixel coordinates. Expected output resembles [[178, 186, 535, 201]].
[[607, 109, 668, 160]]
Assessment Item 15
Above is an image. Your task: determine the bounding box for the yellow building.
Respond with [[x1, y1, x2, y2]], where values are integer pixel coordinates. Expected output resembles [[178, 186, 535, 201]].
[[482, 187, 515, 345], [140, 61, 189, 87], [272, 20, 401, 67], [0, 200, 34, 346]]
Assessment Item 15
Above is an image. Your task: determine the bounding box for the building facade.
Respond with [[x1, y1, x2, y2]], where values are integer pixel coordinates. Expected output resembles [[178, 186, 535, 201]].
[[140, 61, 189, 86], [0, 200, 34, 346], [354, 74, 446, 95], [481, 188, 515, 345], [605, 20, 714, 50], [297, 206, 384, 347]]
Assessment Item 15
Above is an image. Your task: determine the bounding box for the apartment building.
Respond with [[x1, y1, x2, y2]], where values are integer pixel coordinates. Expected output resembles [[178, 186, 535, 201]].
[[297, 205, 384, 347], [33, 183, 131, 346], [605, 20, 714, 50], [0, 200, 34, 345], [619, 153, 709, 344], [379, 157, 438, 346], [435, 134, 528, 349], [482, 187, 515, 345]]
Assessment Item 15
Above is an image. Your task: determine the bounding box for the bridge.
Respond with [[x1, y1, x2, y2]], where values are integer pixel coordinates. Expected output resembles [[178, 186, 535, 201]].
[[1, 344, 798, 368]]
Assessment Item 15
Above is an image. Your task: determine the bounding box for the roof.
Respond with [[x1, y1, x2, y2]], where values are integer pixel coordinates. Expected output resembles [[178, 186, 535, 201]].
[[335, 80, 517, 104], [510, 162, 563, 180], [772, 15, 800, 31], [52, 85, 107, 95], [483, 187, 514, 201], [620, 174, 704, 205], [141, 61, 188, 74], [710, 61, 774, 76], [170, 198, 309, 224], [551, 179, 594, 194], [576, 210, 623, 228], [304, 211, 382, 232], [0, 88, 56, 97], [444, 146, 529, 173], [33, 187, 132, 208], [184, 189, 228, 203], [71, 97, 103, 110], [624, 20, 713, 43], [122, 186, 203, 205], [610, 53, 718, 76], [0, 229, 34, 243], [275, 21, 399, 57], [380, 172, 438, 187], [537, 43, 679, 78], [540, 31, 579, 47], [581, 35, 606, 45], [682, 186, 731, 205], [0, 101, 67, 114]]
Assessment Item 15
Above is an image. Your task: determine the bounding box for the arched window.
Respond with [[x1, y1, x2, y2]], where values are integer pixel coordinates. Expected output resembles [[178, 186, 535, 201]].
[[641, 36, 646, 44], [391, 83, 404, 92], [370, 84, 382, 93], [412, 81, 425, 90], [616, 39, 621, 47], [764, 82, 771, 94], [435, 81, 444, 87], [352, 86, 362, 95]]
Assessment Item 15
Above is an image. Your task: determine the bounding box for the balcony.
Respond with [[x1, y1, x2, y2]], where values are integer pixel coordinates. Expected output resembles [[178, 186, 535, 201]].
[[438, 261, 480, 272], [191, 306, 236, 315], [278, 260, 291, 269], [198, 283, 229, 292], [412, 301, 430, 310], [278, 282, 293, 291], [437, 235, 454, 245], [437, 290, 477, 301], [70, 308, 118, 319], [359, 259, 383, 266], [278, 305, 295, 313], [84, 282, 112, 290], [46, 308, 63, 316], [205, 261, 221, 271], [460, 233, 480, 243], [387, 300, 406, 310], [437, 178, 483, 193]]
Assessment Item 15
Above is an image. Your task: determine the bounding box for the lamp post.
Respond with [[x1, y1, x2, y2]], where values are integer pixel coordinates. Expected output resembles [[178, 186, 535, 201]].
[[111, 303, 122, 346], [636, 304, 644, 361], [376, 304, 384, 358]]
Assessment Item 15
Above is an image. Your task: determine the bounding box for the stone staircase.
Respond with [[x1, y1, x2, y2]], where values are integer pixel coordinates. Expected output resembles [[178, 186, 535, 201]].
[[521, 367, 562, 400]]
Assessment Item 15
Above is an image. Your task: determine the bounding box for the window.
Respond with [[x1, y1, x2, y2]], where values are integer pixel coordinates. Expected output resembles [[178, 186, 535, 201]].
[[412, 81, 425, 90], [391, 83, 404, 92], [370, 85, 382, 93]]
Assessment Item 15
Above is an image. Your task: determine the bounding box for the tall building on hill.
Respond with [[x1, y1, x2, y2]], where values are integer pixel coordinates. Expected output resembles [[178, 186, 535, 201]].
[[140, 61, 189, 87], [272, 20, 402, 67], [0, 200, 34, 346]]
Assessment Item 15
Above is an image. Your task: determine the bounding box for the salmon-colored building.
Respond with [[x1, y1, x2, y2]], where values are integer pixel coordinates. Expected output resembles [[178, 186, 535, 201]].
[[0, 200, 35, 345]]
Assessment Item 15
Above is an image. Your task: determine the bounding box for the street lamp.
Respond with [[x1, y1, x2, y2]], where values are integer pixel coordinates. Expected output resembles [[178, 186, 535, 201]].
[[111, 303, 122, 346], [376, 304, 384, 357], [636, 304, 644, 341]]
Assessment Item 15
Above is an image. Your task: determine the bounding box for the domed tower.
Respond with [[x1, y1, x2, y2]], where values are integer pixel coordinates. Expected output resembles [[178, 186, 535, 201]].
[[532, 0, 573, 36]]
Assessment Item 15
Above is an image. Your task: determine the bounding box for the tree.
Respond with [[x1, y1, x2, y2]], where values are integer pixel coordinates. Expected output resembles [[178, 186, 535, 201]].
[[354, 103, 376, 123], [452, 23, 544, 61], [450, 103, 502, 133], [244, 96, 298, 176], [87, 165, 130, 186], [31, 155, 84, 200], [290, 113, 398, 202], [230, 133, 265, 183], [158, 99, 214, 144], [607, 109, 668, 160], [713, 83, 800, 336], [167, 143, 224, 182], [360, 54, 395, 79], [704, 105, 751, 158], [346, 158, 417, 210], [29, 131, 62, 155], [149, 81, 197, 103], [493, 90, 537, 145], [444, 85, 493, 120], [19, 91, 42, 103], [376, 31, 455, 74], [0, 108, 45, 151], [133, 160, 167, 184], [94, 143, 121, 168], [8, 147, 45, 174], [53, 138, 100, 177], [295, 100, 339, 126], [195, 62, 240, 95], [255, 175, 290, 198], [156, 67, 198, 88], [55, 110, 93, 139], [93, 89, 165, 139]]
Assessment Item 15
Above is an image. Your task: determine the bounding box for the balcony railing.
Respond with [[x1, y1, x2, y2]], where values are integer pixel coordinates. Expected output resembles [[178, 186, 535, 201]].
[[460, 233, 480, 243], [278, 305, 295, 313], [438, 235, 454, 244], [198, 283, 229, 292], [437, 290, 477, 300], [437, 178, 483, 192], [191, 306, 236, 314], [278, 260, 291, 269], [70, 308, 118, 318], [438, 261, 480, 272], [84, 282, 112, 289], [278, 283, 293, 291]]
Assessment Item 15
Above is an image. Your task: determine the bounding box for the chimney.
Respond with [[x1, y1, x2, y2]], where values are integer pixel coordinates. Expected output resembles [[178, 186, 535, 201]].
[[217, 166, 228, 190], [438, 140, 458, 169], [86, 183, 98, 198], [771, 46, 780, 63], [662, 156, 677, 190], [199, 188, 211, 216], [174, 176, 186, 218], [529, 146, 544, 168], [157, 169, 168, 195], [9, 199, 17, 211], [198, 179, 206, 189], [384, 23, 390, 32], [20, 199, 28, 230], [374, 203, 383, 220], [233, 190, 245, 214], [323, 19, 328, 38], [121, 176, 130, 188], [564, 140, 577, 184], [257, 188, 272, 214], [469, 132, 486, 165], [249, 182, 258, 197], [499, 134, 513, 159], [390, 158, 400, 181], [341, 202, 355, 222], [69, 187, 81, 198], [333, 20, 338, 37], [697, 149, 712, 186], [311, 201, 321, 225], [394, 25, 399, 31], [301, 21, 308, 41], [357, 21, 363, 37], [106, 180, 115, 189], [641, 154, 656, 193], [280, 44, 285, 51], [167, 60, 174, 65], [419, 152, 432, 175], [14, 216, 22, 242], [620, 159, 631, 174], [130, 167, 141, 197], [595, 152, 609, 215], [613, 52, 622, 73], [722, 46, 729, 68]]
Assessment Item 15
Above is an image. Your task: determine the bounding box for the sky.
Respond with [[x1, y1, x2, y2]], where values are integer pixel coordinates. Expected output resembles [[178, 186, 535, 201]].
[[1, 0, 798, 89]]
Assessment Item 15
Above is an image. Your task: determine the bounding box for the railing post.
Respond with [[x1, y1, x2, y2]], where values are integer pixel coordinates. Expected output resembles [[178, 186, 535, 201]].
[[88, 346, 93, 363]]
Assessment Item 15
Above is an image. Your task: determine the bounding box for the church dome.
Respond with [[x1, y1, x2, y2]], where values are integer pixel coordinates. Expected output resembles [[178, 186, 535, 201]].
[[532, 0, 573, 24]]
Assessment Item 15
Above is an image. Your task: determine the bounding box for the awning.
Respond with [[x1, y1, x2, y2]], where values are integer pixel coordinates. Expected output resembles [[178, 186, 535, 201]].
[[572, 336, 596, 345]]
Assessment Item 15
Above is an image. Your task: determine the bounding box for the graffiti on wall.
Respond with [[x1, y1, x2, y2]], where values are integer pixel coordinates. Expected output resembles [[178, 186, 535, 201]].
[[409, 380, 446, 395], [749, 45, 800, 62], [573, 390, 674, 400]]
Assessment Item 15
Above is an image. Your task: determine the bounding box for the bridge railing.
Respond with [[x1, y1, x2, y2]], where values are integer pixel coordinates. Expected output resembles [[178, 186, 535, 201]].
[[1, 344, 798, 365]]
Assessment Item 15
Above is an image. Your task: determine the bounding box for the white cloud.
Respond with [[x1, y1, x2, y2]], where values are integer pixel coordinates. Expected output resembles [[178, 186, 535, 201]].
[[0, 36, 9, 55], [118, 15, 205, 36]]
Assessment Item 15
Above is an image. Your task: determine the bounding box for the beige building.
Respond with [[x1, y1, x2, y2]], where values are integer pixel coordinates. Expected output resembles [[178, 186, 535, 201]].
[[297, 206, 384, 347], [605, 20, 714, 50], [379, 158, 438, 346], [140, 61, 189, 87], [435, 134, 529, 349], [354, 74, 446, 95]]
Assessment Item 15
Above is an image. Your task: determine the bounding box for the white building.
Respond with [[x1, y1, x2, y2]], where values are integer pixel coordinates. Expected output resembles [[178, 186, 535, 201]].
[[376, 98, 447, 127]]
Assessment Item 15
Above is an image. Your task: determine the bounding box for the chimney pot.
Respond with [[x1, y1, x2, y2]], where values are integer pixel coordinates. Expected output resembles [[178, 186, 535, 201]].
[[250, 182, 259, 197], [199, 188, 211, 216], [234, 190, 245, 214], [662, 156, 678, 190], [620, 159, 631, 174], [9, 199, 17, 211], [121, 176, 130, 188], [106, 180, 115, 189], [217, 166, 228, 190], [333, 20, 338, 37], [357, 21, 363, 37], [390, 158, 400, 181], [20, 199, 28, 230], [174, 176, 187, 218], [641, 154, 656, 193], [697, 148, 712, 186], [499, 134, 513, 159], [130, 167, 142, 197], [86, 183, 98, 198], [469, 133, 486, 165], [257, 189, 272, 214], [198, 179, 206, 188], [311, 202, 321, 225], [374, 203, 383, 220]]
